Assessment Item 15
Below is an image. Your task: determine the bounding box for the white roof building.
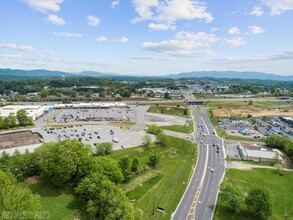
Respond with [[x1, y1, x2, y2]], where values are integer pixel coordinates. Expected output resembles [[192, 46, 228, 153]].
[[53, 102, 127, 109], [0, 105, 48, 120], [245, 149, 282, 162]]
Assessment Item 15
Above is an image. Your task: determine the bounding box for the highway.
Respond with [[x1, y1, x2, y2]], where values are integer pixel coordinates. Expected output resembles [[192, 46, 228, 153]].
[[172, 105, 225, 220]]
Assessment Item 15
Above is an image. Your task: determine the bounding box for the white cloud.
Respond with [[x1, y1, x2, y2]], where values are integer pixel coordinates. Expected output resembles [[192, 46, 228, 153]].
[[175, 31, 219, 46], [249, 25, 265, 34], [47, 14, 65, 25], [142, 31, 218, 57], [148, 22, 176, 31], [210, 27, 218, 32], [115, 37, 129, 43], [87, 15, 100, 27], [0, 54, 24, 59], [261, 0, 293, 15], [54, 32, 82, 37], [228, 27, 241, 35], [24, 0, 64, 13], [0, 43, 38, 52], [222, 37, 246, 48], [212, 51, 293, 63], [133, 0, 159, 21], [143, 40, 197, 52], [112, 0, 119, 8], [96, 36, 108, 42], [142, 40, 214, 57], [250, 7, 264, 16], [166, 50, 214, 57], [132, 0, 213, 24]]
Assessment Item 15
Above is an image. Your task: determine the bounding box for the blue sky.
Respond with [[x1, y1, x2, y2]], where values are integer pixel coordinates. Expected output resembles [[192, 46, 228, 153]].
[[0, 0, 292, 76]]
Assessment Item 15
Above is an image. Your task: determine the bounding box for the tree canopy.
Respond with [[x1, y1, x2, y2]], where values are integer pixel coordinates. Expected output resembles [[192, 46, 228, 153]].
[[245, 186, 272, 220], [35, 140, 93, 186], [75, 172, 135, 219], [0, 170, 42, 218]]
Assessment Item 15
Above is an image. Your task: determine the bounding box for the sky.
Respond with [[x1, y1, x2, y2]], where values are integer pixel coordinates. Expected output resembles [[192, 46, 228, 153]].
[[0, 0, 292, 76]]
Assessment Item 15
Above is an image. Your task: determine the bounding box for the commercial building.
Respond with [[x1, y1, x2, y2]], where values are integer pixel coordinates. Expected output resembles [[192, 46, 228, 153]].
[[237, 143, 282, 162], [245, 150, 282, 162], [0, 105, 48, 120], [53, 102, 127, 109]]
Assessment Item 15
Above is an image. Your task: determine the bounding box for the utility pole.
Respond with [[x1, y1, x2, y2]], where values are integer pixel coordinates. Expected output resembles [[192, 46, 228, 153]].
[[152, 197, 155, 215]]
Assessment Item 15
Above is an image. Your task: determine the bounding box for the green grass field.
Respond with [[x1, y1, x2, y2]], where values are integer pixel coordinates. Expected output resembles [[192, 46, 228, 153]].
[[107, 136, 197, 220], [206, 101, 291, 109], [214, 168, 293, 220], [216, 128, 265, 142], [161, 121, 194, 134], [26, 180, 85, 220], [147, 105, 191, 118]]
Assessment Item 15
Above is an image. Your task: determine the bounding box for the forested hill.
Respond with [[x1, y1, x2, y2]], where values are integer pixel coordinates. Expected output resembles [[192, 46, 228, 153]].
[[0, 68, 292, 81]]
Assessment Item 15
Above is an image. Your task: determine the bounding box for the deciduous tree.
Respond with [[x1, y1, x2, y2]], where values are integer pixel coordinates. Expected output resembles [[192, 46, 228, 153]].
[[220, 182, 243, 213], [118, 156, 131, 182], [245, 186, 272, 220], [75, 172, 135, 219], [35, 140, 93, 186]]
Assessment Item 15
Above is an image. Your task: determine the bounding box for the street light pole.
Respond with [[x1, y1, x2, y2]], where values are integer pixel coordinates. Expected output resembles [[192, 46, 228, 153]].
[[152, 197, 155, 215]]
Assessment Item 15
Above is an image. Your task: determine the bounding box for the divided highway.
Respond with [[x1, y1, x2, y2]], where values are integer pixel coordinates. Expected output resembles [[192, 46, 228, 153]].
[[172, 105, 225, 220]]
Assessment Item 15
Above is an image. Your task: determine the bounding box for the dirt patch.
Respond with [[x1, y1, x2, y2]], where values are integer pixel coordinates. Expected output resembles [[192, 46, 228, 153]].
[[0, 130, 44, 149], [124, 171, 160, 192], [212, 106, 293, 118], [23, 176, 39, 185], [160, 148, 178, 159]]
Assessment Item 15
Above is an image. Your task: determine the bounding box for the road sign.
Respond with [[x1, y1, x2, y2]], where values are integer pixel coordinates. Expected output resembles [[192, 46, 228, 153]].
[[157, 207, 165, 213]]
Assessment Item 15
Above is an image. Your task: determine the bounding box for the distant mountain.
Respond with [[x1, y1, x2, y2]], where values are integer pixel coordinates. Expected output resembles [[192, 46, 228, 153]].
[[78, 71, 122, 77], [0, 68, 292, 81], [0, 68, 74, 79], [0, 69, 121, 80], [166, 71, 293, 81]]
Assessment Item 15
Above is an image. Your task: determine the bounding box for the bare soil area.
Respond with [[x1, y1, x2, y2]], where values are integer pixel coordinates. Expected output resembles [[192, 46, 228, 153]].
[[212, 106, 292, 118]]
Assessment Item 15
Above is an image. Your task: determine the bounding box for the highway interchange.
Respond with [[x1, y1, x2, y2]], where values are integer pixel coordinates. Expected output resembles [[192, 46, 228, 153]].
[[172, 104, 225, 220]]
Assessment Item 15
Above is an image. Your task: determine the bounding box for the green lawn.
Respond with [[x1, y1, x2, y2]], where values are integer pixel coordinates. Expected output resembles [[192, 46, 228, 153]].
[[26, 180, 85, 220], [214, 168, 293, 220], [147, 105, 191, 118], [193, 93, 216, 99], [107, 136, 197, 220], [206, 109, 221, 126], [205, 101, 291, 109], [161, 121, 194, 134], [216, 128, 265, 142]]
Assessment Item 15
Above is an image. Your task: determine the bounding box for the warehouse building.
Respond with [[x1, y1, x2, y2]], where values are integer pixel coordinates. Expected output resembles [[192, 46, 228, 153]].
[[0, 105, 48, 120], [53, 102, 127, 109], [237, 143, 282, 162]]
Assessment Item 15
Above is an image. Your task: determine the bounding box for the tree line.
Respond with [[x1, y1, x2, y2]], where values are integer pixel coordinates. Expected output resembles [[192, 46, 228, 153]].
[[265, 135, 293, 161], [0, 140, 139, 219]]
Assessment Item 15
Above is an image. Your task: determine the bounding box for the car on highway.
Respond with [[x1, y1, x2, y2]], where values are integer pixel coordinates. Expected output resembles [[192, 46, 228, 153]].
[[211, 168, 214, 173]]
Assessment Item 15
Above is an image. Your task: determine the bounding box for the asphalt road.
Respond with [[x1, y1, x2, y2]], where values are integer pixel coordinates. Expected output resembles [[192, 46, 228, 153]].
[[172, 106, 225, 220]]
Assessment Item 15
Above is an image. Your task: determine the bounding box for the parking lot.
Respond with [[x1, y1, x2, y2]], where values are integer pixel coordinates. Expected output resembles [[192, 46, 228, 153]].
[[256, 118, 293, 139], [36, 124, 152, 150], [44, 107, 136, 124], [219, 118, 264, 139]]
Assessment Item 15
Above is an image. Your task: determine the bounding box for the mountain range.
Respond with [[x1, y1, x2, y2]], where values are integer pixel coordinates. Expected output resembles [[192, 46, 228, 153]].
[[0, 68, 292, 81]]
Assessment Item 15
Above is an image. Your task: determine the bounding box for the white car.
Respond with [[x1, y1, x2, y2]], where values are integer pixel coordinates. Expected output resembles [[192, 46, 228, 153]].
[[211, 168, 214, 173], [112, 137, 119, 143]]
